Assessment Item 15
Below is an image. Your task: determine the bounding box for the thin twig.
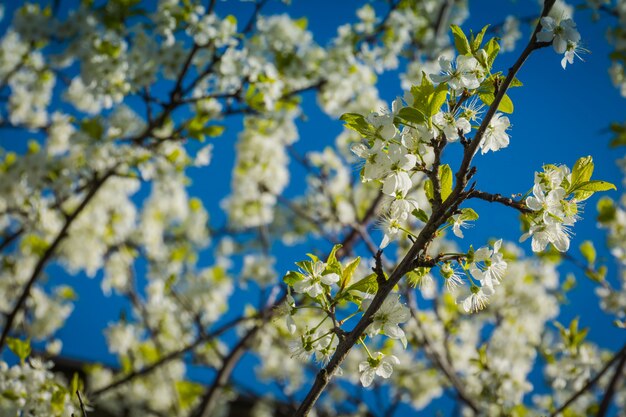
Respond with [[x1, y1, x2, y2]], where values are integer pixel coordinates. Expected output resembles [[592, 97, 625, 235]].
[[550, 342, 626, 416]]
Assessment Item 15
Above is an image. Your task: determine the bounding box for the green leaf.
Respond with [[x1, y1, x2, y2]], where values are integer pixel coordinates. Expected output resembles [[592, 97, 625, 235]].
[[597, 197, 616, 224], [7, 338, 31, 363], [458, 207, 479, 221], [609, 122, 626, 147], [429, 83, 449, 116], [424, 179, 434, 201], [225, 14, 237, 27], [450, 24, 471, 55], [326, 244, 343, 276], [572, 180, 616, 194], [412, 208, 429, 223], [81, 118, 104, 140], [346, 273, 379, 295], [396, 107, 426, 125], [283, 270, 302, 286], [341, 257, 360, 290], [579, 241, 596, 265], [71, 373, 83, 395], [340, 113, 376, 137], [483, 38, 500, 69], [410, 75, 435, 117], [439, 164, 453, 201], [498, 93, 514, 113], [176, 380, 204, 409], [570, 156, 594, 190], [471, 25, 490, 52]]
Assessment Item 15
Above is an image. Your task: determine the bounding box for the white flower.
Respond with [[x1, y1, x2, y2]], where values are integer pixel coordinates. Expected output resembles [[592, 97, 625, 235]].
[[451, 214, 471, 238], [359, 352, 400, 387], [379, 215, 402, 249], [431, 55, 485, 91], [432, 111, 471, 142], [537, 17, 581, 54], [521, 222, 572, 252], [292, 261, 339, 298], [526, 184, 566, 224], [470, 239, 507, 290], [440, 262, 464, 292], [381, 143, 416, 198], [561, 42, 587, 69], [480, 113, 510, 154], [351, 139, 388, 181], [362, 296, 410, 348], [460, 286, 491, 313]]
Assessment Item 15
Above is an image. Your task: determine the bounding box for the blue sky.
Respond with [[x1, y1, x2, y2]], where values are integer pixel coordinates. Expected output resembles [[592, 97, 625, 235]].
[[1, 0, 625, 413]]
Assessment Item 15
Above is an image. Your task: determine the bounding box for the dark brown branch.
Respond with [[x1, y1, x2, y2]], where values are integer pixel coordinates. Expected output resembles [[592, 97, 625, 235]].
[[406, 291, 480, 414], [597, 348, 626, 417], [550, 343, 626, 417], [469, 190, 531, 214], [0, 227, 24, 253], [90, 315, 251, 398], [0, 171, 114, 351], [76, 390, 88, 417], [190, 325, 261, 417]]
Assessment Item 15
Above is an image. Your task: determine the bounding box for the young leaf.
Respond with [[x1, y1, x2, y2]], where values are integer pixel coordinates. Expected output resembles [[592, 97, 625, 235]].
[[439, 164, 453, 201], [283, 270, 302, 286], [412, 208, 430, 223], [346, 273, 379, 295], [579, 241, 596, 265], [396, 107, 426, 125], [450, 25, 471, 55], [340, 257, 361, 290], [340, 113, 375, 137], [570, 156, 594, 190], [326, 244, 343, 275], [424, 179, 434, 201], [471, 25, 490, 52], [7, 338, 31, 363]]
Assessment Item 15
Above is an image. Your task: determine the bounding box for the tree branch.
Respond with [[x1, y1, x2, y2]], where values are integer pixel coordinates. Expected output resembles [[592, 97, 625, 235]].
[[549, 342, 626, 417], [468, 190, 531, 214], [293, 4, 555, 414], [597, 348, 626, 417], [0, 171, 114, 351]]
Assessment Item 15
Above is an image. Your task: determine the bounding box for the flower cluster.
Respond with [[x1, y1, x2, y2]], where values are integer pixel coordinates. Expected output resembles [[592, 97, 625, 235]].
[[537, 16, 584, 69], [521, 157, 615, 253]]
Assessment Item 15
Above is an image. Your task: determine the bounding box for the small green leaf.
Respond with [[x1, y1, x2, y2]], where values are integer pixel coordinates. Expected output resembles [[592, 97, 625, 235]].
[[439, 164, 453, 201], [483, 38, 500, 69], [570, 156, 594, 189], [572, 180, 616, 194], [326, 244, 343, 275], [341, 257, 360, 290], [429, 83, 448, 116], [450, 24, 471, 55], [597, 197, 616, 224], [471, 25, 490, 52], [340, 113, 376, 137], [346, 273, 378, 295], [176, 380, 204, 409], [7, 338, 31, 363], [609, 122, 626, 147], [498, 93, 514, 114], [424, 179, 434, 201], [458, 207, 479, 221], [579, 241, 596, 265], [396, 107, 426, 125], [283, 271, 302, 286], [412, 208, 429, 223]]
